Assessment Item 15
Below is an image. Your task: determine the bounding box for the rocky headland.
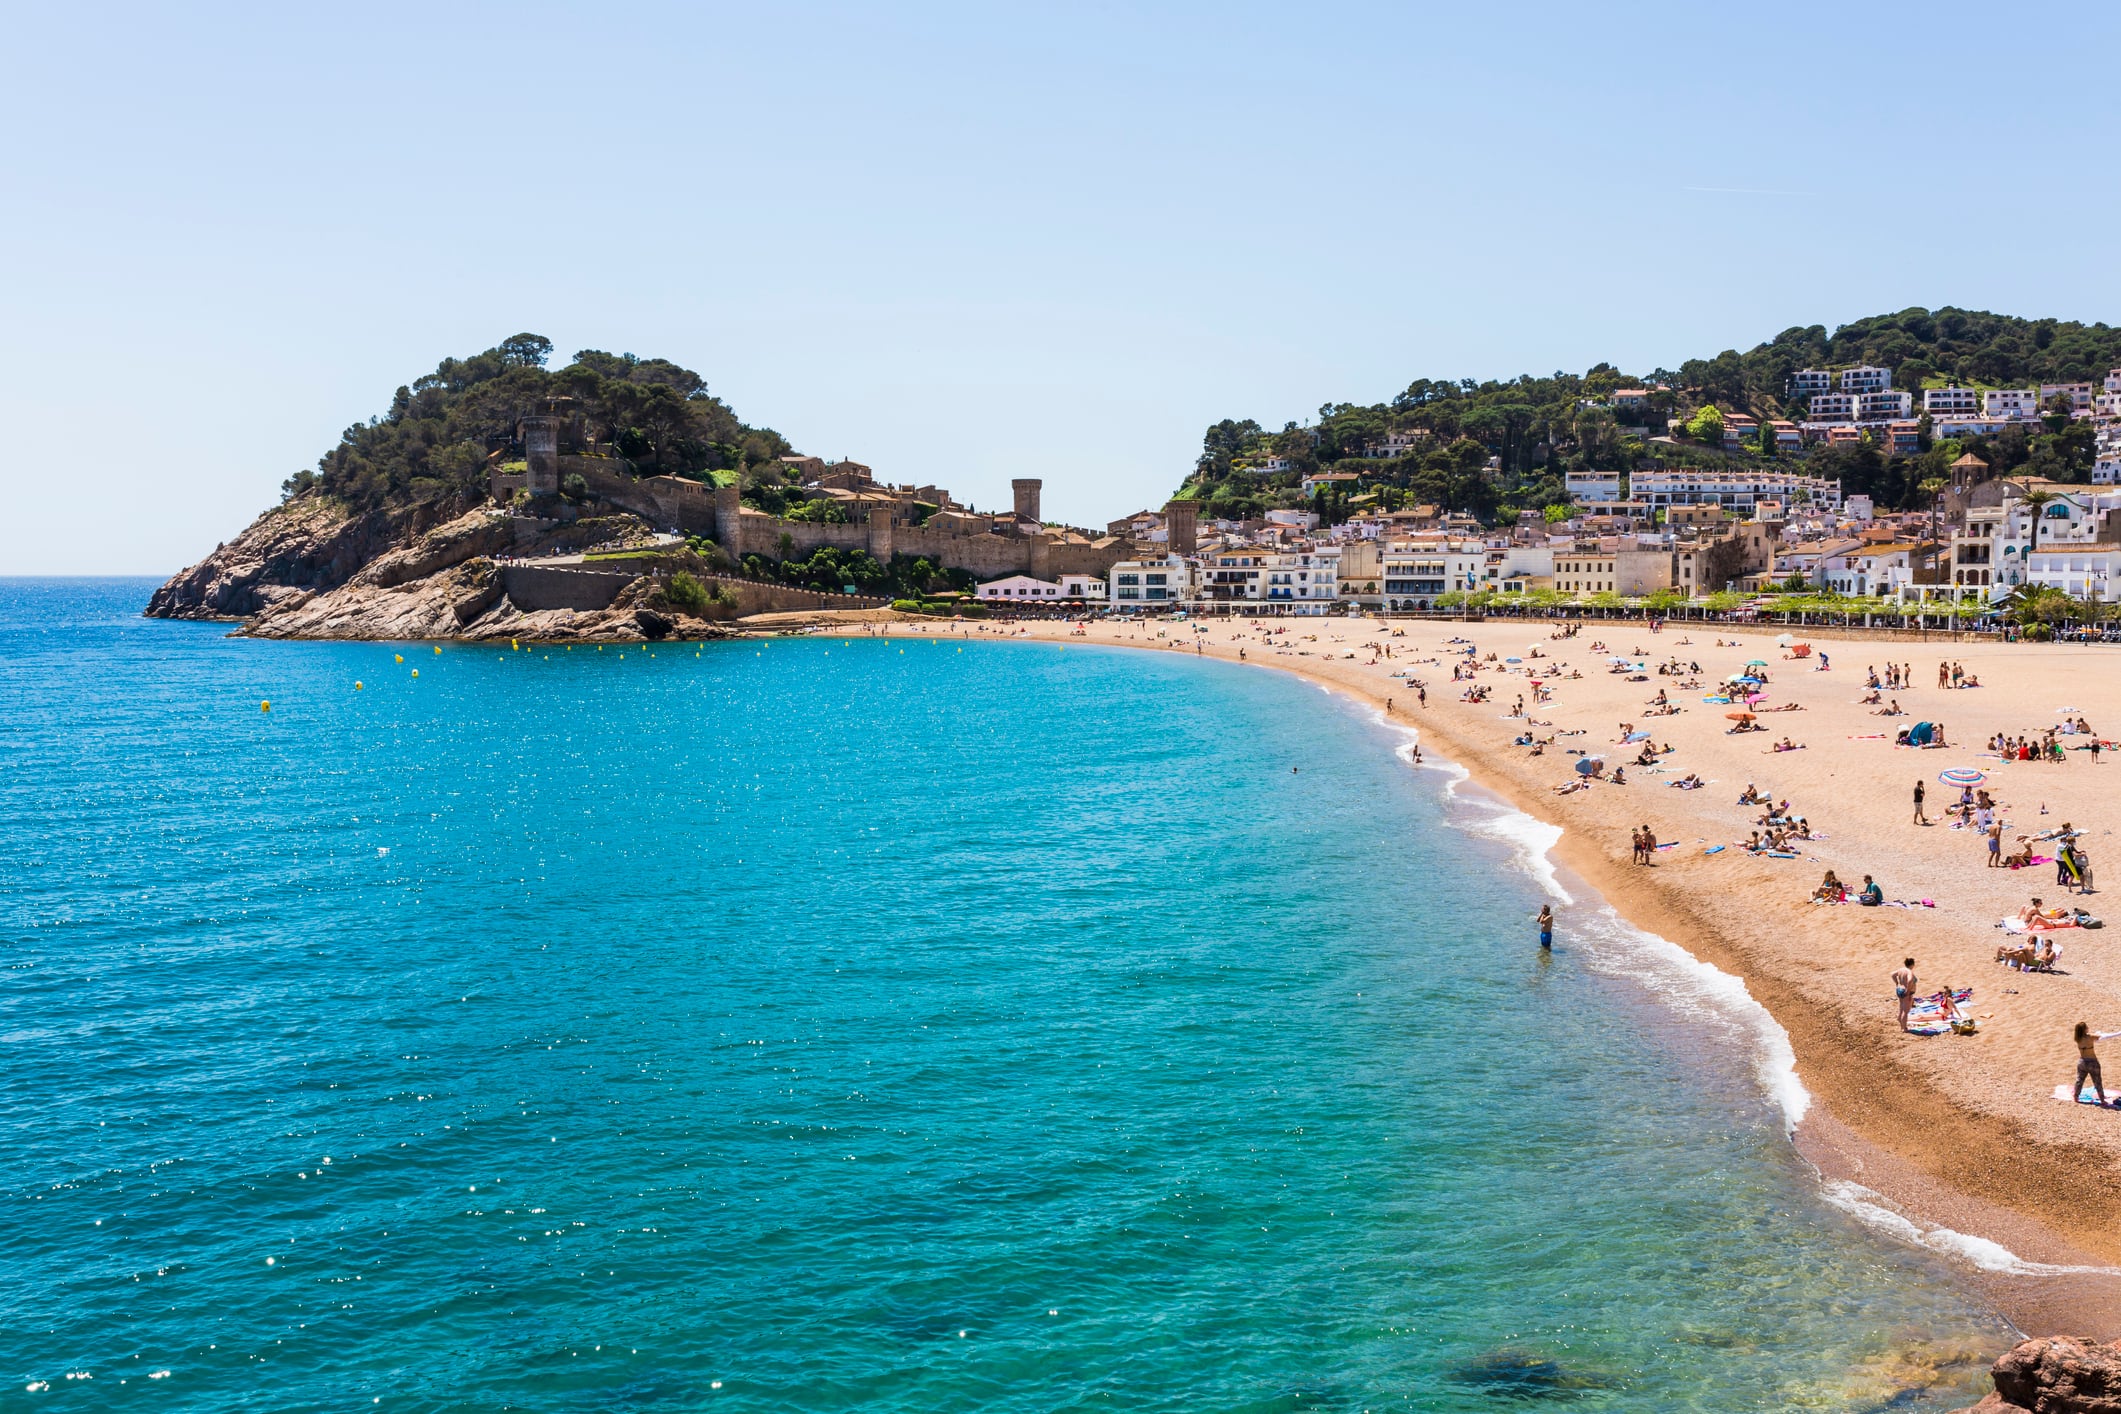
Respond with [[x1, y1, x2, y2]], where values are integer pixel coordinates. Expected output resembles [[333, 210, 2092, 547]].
[[146, 495, 746, 642]]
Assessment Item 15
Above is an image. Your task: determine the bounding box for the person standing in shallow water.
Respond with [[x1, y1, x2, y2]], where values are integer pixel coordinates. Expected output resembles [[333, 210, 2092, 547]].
[[1537, 904, 1554, 950]]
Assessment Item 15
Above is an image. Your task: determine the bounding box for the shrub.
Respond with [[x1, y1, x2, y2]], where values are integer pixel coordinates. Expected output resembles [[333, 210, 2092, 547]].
[[665, 570, 711, 613]]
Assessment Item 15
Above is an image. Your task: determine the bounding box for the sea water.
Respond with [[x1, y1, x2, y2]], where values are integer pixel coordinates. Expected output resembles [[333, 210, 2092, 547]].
[[0, 581, 2010, 1411]]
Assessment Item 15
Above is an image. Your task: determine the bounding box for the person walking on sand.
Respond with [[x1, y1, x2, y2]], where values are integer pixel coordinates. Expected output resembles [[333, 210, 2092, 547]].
[[1989, 819, 2004, 867], [1537, 904, 1554, 950], [2075, 1022, 2119, 1106], [1892, 959, 1918, 1031], [1912, 779, 1928, 825]]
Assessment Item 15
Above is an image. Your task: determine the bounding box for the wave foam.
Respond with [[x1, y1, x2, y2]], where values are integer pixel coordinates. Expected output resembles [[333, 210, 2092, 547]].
[[1819, 1180, 2121, 1277], [1359, 699, 2121, 1280]]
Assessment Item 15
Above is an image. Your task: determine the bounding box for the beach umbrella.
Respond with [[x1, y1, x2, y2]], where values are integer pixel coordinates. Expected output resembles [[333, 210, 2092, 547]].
[[1505, 656, 1522, 663], [1776, 633, 1793, 646], [1726, 711, 1755, 721], [1574, 757, 1600, 775], [1746, 658, 1768, 666], [1938, 767, 1986, 786]]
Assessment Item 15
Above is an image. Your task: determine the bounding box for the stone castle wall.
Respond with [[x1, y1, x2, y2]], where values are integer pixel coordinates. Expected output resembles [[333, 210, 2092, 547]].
[[511, 461, 1130, 584]]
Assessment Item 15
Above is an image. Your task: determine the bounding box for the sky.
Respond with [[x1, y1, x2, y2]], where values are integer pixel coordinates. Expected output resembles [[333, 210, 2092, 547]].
[[6, 1, 2120, 574]]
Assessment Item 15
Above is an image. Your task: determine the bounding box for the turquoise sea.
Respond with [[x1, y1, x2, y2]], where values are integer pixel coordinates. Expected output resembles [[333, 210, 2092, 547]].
[[1, 580, 2009, 1411]]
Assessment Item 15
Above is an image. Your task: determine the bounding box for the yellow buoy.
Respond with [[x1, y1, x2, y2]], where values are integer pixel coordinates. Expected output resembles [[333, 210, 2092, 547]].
[[394, 653, 403, 663], [260, 701, 270, 712], [511, 639, 519, 651], [355, 681, 364, 690], [432, 645, 440, 654], [411, 669, 419, 678]]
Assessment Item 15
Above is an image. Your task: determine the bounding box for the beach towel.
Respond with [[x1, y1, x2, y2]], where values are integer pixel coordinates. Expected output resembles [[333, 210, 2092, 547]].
[[2052, 1084, 2118, 1109], [1904, 988, 1973, 1037]]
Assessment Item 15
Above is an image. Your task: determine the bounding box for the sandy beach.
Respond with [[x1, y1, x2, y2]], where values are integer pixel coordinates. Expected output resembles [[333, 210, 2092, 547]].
[[834, 611, 2121, 1336]]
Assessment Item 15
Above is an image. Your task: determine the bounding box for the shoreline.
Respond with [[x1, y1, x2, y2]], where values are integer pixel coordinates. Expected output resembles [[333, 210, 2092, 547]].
[[130, 603, 2121, 1340], [938, 615, 2121, 1342]]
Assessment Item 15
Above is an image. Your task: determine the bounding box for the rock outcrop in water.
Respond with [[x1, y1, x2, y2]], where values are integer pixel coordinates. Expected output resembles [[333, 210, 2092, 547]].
[[1955, 1335, 2121, 1412], [146, 497, 746, 643]]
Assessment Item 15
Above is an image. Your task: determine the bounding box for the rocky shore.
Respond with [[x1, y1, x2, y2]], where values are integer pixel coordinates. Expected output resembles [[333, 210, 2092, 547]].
[[1956, 1335, 2121, 1411], [146, 495, 738, 643]]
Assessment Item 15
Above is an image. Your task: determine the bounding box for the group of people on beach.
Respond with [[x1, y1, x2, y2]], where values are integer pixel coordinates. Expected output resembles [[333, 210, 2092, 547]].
[[1989, 728, 2099, 764]]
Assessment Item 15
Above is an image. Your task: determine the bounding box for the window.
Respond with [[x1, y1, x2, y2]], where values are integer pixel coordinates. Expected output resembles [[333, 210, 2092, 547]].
[[1117, 574, 1139, 585]]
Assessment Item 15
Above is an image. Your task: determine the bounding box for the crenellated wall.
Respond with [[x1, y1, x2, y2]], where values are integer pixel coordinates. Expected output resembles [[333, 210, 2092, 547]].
[[527, 462, 1134, 582]]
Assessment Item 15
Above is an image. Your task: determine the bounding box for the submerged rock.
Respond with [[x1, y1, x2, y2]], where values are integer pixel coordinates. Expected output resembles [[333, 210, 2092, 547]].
[[1446, 1348, 1608, 1399]]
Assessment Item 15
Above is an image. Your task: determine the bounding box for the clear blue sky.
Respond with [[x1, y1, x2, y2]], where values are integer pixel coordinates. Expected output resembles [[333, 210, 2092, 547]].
[[7, 1, 2119, 573]]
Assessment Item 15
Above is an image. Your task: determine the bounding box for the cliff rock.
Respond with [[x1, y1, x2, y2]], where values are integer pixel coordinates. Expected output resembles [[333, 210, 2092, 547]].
[[144, 493, 737, 642], [146, 496, 468, 620]]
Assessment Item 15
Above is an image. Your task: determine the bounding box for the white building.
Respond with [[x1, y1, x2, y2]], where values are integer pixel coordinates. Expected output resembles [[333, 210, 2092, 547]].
[[1924, 386, 1980, 415], [1107, 556, 1194, 607], [2094, 426, 2121, 485], [1857, 390, 1913, 420], [977, 574, 1066, 602], [1058, 573, 1106, 600], [1628, 468, 1842, 512], [1255, 548, 1341, 614], [1265, 508, 1321, 530], [1366, 430, 1429, 458], [1381, 548, 1485, 610], [1563, 471, 1622, 503], [1789, 370, 1834, 398], [1955, 489, 2121, 600], [1931, 416, 2019, 440], [1840, 365, 1893, 393], [1807, 392, 1860, 422], [1983, 388, 2040, 420]]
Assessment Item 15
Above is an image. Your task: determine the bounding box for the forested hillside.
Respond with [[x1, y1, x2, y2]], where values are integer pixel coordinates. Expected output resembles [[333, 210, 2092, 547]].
[[1182, 307, 2121, 523], [281, 335, 790, 510]]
